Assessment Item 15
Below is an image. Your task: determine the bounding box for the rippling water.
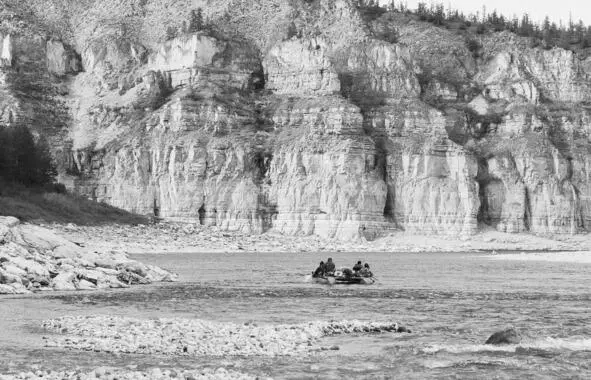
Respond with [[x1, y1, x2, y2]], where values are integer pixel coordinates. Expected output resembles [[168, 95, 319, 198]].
[[1, 251, 591, 379]]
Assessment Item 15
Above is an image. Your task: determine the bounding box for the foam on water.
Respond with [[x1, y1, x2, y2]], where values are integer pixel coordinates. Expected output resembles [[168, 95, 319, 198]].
[[485, 251, 591, 264], [423, 358, 522, 369], [423, 337, 591, 354]]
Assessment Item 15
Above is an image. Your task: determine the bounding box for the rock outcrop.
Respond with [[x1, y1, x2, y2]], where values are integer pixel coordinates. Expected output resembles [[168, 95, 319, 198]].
[[46, 39, 81, 76], [485, 328, 522, 345], [0, 217, 176, 294], [1, 0, 590, 240], [0, 33, 13, 67]]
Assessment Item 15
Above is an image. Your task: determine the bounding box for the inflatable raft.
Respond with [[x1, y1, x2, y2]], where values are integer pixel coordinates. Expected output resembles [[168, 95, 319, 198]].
[[306, 269, 376, 285]]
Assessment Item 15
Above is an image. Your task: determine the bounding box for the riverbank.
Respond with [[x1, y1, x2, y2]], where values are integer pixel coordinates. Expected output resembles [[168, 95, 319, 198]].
[[0, 217, 176, 295], [47, 223, 591, 255], [0, 368, 261, 380]]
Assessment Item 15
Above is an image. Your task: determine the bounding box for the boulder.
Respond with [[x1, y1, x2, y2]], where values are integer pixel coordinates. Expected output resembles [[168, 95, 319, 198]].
[[95, 258, 119, 270], [51, 272, 77, 291], [3, 264, 26, 277], [144, 265, 176, 282], [0, 283, 28, 294], [52, 244, 82, 259], [76, 279, 97, 290], [29, 276, 51, 287], [0, 284, 17, 294], [0, 269, 22, 285], [0, 216, 19, 228], [122, 262, 148, 277], [485, 328, 521, 345], [0, 224, 10, 243], [15, 224, 72, 251], [117, 270, 151, 285], [75, 268, 105, 285], [9, 256, 50, 277]]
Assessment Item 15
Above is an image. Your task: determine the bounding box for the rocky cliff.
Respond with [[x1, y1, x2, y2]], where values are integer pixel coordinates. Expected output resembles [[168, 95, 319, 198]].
[[1, 0, 590, 240]]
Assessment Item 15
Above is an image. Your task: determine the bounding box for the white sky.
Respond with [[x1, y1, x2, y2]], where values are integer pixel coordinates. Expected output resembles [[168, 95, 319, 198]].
[[379, 0, 591, 25]]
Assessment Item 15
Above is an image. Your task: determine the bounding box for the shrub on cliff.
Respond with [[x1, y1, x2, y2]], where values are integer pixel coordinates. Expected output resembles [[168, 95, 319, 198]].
[[466, 38, 482, 58], [0, 125, 56, 187], [165, 26, 178, 40]]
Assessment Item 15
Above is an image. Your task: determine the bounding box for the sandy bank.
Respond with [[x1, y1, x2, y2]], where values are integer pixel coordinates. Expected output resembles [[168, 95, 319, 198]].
[[47, 223, 590, 255]]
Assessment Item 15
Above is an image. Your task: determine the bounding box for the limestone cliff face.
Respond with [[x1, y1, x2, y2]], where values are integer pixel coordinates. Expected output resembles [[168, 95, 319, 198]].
[[264, 38, 341, 96], [0, 33, 13, 67], [3, 0, 591, 240], [267, 97, 388, 239]]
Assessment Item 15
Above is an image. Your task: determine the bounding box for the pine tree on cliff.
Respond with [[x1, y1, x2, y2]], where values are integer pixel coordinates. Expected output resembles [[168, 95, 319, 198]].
[[188, 8, 204, 33], [165, 26, 178, 40]]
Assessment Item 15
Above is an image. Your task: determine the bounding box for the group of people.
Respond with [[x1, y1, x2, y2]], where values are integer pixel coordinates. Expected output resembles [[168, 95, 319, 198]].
[[312, 258, 372, 278], [312, 258, 335, 278], [353, 261, 373, 277]]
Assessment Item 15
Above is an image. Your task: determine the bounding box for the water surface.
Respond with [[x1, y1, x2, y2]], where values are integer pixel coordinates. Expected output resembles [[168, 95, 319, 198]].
[[1, 251, 590, 379]]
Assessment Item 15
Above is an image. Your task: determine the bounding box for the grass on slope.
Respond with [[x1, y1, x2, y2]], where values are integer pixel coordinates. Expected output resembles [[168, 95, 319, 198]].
[[0, 183, 148, 226]]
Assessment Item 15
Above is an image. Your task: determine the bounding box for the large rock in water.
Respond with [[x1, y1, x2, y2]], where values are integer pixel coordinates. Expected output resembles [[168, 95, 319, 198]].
[[0, 217, 176, 294], [485, 328, 522, 345]]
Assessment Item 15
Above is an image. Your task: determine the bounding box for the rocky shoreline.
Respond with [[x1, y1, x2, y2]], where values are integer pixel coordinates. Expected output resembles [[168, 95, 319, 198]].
[[42, 316, 405, 357], [48, 222, 591, 255], [0, 217, 177, 295], [0, 368, 262, 380]]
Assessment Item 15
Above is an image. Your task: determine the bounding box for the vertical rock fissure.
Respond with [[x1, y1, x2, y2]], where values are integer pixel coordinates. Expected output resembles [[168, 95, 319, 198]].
[[476, 158, 488, 225], [198, 204, 206, 226], [523, 189, 531, 232]]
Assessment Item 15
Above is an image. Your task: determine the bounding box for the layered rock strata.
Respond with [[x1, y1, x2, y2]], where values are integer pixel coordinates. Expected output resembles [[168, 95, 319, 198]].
[[2, 0, 590, 240]]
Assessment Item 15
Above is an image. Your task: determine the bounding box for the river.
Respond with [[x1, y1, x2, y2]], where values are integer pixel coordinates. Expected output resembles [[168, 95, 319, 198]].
[[1, 251, 590, 379]]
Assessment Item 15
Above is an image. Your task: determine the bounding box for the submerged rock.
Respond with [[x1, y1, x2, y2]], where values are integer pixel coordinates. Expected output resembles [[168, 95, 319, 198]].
[[485, 328, 521, 345]]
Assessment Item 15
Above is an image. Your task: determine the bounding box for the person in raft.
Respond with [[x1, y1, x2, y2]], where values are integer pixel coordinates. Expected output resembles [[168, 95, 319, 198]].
[[359, 263, 373, 277], [312, 261, 326, 278], [325, 258, 336, 274], [353, 261, 363, 273]]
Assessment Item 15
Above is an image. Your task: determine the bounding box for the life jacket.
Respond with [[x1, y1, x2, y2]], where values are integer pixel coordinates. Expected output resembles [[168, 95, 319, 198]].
[[325, 261, 335, 272]]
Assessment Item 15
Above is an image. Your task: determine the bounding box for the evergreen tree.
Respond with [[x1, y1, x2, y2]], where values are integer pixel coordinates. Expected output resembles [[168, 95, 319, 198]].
[[165, 26, 178, 40], [0, 126, 56, 187], [188, 8, 204, 33], [417, 2, 428, 21], [382, 1, 590, 53], [433, 3, 445, 26]]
